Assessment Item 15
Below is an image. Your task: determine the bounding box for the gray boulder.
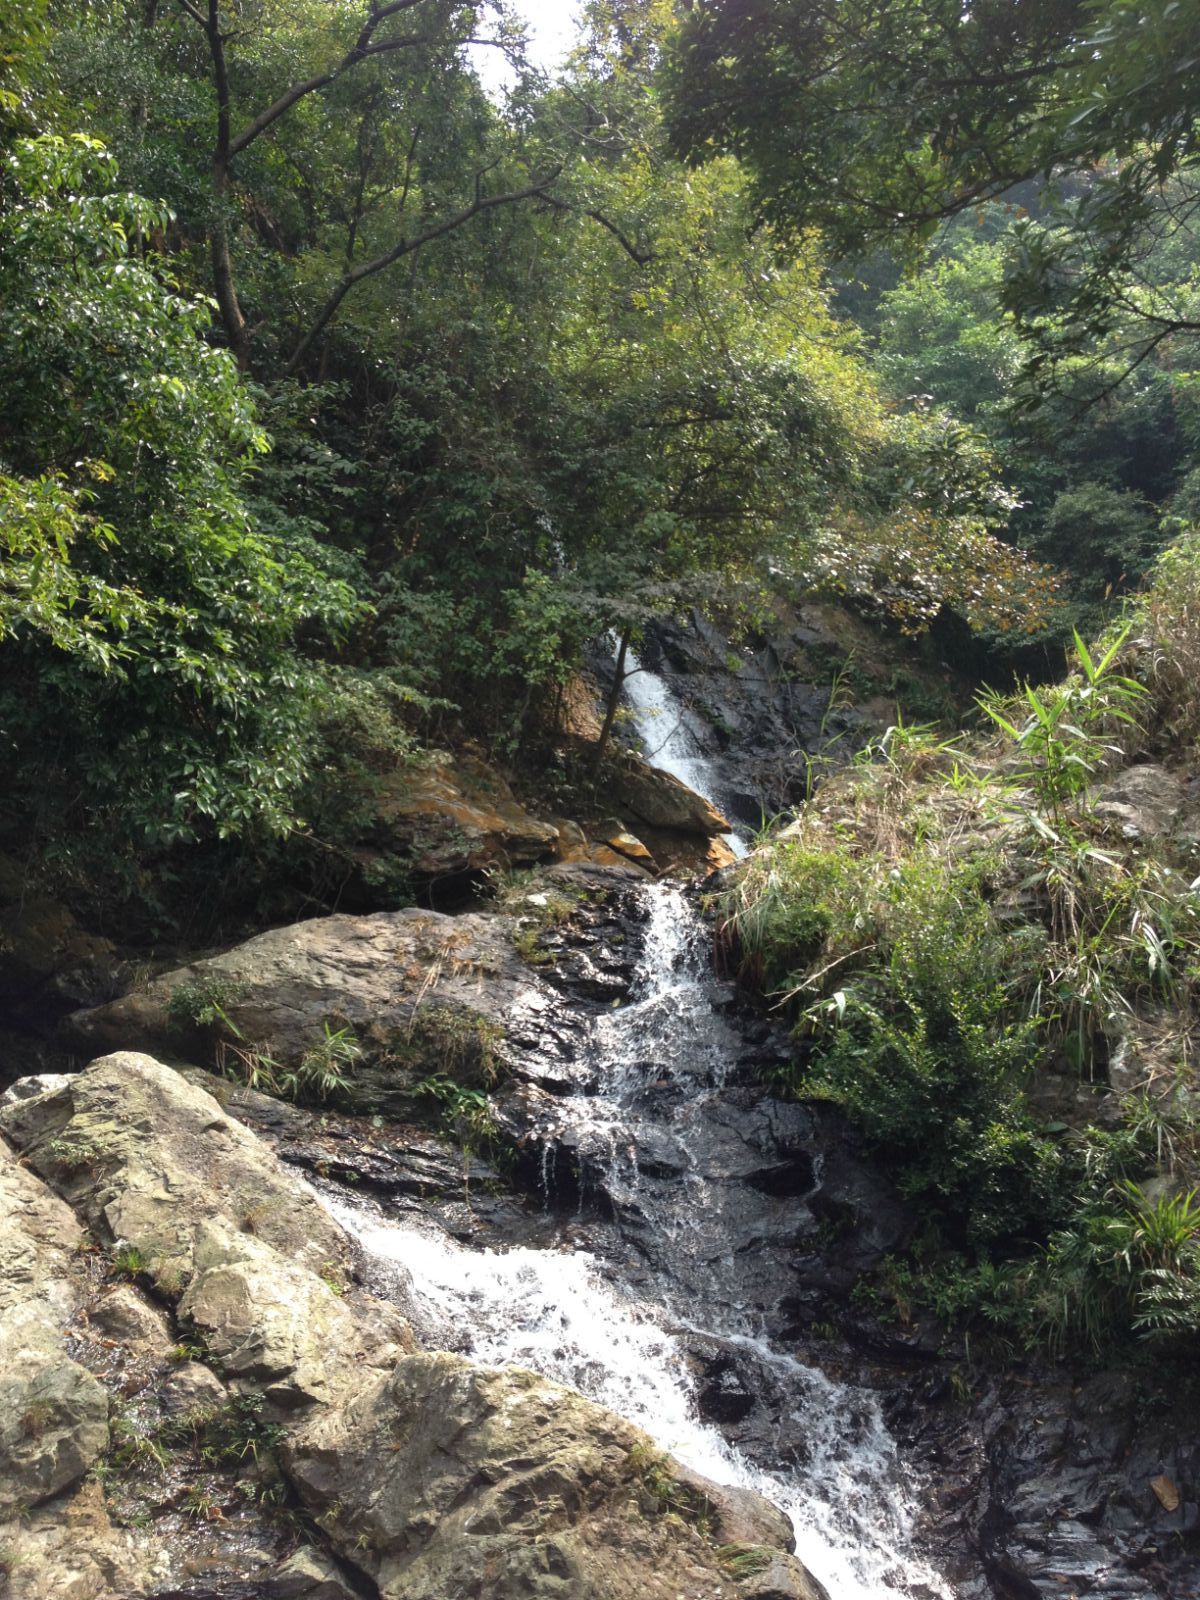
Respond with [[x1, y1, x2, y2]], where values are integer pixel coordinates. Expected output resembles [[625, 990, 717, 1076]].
[[1091, 763, 1187, 839], [0, 1051, 354, 1289], [66, 911, 531, 1101], [285, 1350, 825, 1600]]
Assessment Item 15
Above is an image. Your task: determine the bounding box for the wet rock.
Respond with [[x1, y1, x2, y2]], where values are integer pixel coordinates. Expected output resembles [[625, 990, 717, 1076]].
[[263, 1546, 362, 1599], [598, 610, 889, 825], [695, 1356, 758, 1425]]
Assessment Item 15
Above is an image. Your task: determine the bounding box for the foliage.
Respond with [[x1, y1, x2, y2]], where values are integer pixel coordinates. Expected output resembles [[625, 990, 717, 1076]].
[[665, 0, 1200, 403], [414, 1072, 497, 1150], [168, 975, 249, 1033], [978, 626, 1147, 817], [725, 547, 1200, 1345], [0, 134, 359, 864]]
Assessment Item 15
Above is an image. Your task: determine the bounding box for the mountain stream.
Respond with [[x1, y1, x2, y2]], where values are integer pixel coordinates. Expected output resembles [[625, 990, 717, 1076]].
[[327, 828, 954, 1598]]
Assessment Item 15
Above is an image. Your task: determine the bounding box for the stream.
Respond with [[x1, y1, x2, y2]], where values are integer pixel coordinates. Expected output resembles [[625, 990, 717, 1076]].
[[326, 877, 953, 1599], [313, 648, 955, 1598]]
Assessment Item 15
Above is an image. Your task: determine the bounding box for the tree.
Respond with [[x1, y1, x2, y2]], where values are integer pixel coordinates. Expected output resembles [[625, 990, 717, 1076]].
[[52, 0, 562, 371], [664, 0, 1200, 395], [0, 135, 357, 851]]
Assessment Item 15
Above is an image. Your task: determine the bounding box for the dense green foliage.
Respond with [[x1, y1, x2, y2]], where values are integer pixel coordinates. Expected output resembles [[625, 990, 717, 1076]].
[[0, 134, 357, 862], [2, 0, 1199, 1379], [666, 0, 1200, 386], [667, 1, 1200, 649], [0, 0, 1067, 920]]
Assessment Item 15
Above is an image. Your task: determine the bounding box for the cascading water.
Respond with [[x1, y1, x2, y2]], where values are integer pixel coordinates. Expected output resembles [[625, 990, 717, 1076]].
[[329, 882, 955, 1600], [620, 643, 750, 859]]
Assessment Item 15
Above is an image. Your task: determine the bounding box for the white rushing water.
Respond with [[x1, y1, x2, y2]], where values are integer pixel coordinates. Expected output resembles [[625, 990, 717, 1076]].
[[620, 644, 750, 859], [327, 882, 954, 1600]]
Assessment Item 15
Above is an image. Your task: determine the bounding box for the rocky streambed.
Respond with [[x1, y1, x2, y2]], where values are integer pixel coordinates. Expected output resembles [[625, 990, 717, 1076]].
[[3, 859, 1198, 1600]]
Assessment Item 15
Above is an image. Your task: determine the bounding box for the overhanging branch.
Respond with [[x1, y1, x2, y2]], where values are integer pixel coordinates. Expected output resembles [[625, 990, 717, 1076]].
[[285, 167, 564, 375]]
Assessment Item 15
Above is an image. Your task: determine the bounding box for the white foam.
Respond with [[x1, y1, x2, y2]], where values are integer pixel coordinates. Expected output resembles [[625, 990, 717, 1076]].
[[331, 1196, 952, 1600]]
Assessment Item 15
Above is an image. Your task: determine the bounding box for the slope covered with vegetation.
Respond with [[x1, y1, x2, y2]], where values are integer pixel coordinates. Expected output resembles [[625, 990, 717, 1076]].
[[0, 0, 1089, 930], [723, 544, 1200, 1354]]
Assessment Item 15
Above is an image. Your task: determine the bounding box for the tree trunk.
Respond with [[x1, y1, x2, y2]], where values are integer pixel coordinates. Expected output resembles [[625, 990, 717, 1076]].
[[206, 0, 251, 368], [593, 625, 631, 773]]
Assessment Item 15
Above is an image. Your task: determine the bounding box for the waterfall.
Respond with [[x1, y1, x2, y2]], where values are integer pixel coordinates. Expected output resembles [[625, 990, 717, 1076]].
[[620, 643, 750, 859], [327, 884, 954, 1600]]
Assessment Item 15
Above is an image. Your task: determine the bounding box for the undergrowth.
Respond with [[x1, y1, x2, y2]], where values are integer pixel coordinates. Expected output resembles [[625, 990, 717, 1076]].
[[722, 537, 1200, 1355]]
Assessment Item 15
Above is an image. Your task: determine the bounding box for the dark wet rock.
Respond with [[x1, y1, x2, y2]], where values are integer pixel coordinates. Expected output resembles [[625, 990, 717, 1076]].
[[695, 1355, 758, 1425], [595, 609, 935, 825]]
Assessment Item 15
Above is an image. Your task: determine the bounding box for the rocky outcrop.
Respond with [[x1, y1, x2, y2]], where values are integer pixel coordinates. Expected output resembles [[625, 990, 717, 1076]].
[[612, 754, 731, 837], [1, 1052, 354, 1287], [285, 1351, 824, 1600], [65, 870, 649, 1118], [0, 1053, 830, 1600], [0, 1140, 109, 1513], [598, 608, 949, 825], [361, 750, 560, 882], [0, 1054, 409, 1413], [67, 906, 532, 1070]]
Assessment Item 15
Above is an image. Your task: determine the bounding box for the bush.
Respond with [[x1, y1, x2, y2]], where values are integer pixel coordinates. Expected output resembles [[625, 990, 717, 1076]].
[[800, 863, 1054, 1244]]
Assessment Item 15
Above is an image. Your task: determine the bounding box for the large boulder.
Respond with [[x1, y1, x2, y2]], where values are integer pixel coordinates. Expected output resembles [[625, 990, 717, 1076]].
[[285, 1351, 826, 1600], [0, 1140, 110, 1514], [367, 751, 560, 878], [612, 754, 731, 837], [0, 1055, 411, 1412], [0, 1052, 352, 1286], [66, 908, 530, 1079]]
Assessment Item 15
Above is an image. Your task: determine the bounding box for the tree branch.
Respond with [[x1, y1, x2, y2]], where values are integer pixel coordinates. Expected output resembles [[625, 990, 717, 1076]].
[[285, 167, 563, 375], [540, 192, 656, 265]]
